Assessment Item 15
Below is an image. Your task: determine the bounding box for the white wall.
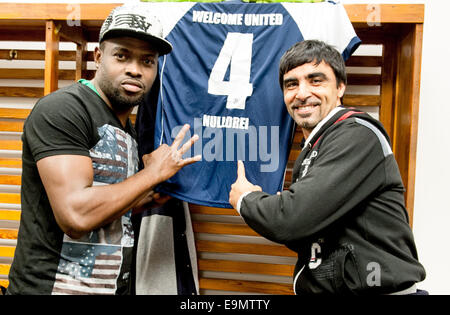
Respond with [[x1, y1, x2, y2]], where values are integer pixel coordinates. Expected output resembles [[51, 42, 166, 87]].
[[1, 0, 448, 294], [341, 0, 450, 295], [411, 0, 450, 295]]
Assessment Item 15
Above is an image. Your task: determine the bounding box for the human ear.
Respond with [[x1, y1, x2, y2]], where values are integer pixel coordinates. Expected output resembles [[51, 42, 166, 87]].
[[337, 82, 346, 98], [93, 46, 102, 69]]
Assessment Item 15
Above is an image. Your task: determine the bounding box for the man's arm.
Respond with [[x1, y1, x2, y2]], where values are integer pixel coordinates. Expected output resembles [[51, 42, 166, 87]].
[[38, 124, 200, 239], [230, 122, 389, 244]]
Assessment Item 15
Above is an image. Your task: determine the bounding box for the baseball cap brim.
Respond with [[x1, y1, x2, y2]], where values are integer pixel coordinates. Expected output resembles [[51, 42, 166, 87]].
[[100, 29, 172, 56]]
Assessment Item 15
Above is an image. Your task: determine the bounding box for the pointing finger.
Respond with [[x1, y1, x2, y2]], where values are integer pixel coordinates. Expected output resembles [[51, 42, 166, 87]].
[[237, 160, 246, 179]]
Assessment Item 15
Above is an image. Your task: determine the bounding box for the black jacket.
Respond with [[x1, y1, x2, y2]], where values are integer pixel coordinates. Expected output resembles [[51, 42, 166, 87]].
[[240, 107, 426, 295]]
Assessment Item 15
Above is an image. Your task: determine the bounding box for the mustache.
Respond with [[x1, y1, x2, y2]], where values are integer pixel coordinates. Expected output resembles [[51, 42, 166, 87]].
[[291, 100, 321, 109]]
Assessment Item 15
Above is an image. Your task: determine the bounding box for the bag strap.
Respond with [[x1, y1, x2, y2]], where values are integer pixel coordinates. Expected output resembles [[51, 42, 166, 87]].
[[311, 110, 362, 149]]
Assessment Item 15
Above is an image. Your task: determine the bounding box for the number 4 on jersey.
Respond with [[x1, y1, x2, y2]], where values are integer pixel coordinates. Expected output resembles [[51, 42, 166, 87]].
[[208, 32, 253, 110]]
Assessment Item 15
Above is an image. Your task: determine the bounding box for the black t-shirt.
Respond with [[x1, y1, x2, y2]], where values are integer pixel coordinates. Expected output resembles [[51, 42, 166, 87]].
[[7, 82, 139, 295]]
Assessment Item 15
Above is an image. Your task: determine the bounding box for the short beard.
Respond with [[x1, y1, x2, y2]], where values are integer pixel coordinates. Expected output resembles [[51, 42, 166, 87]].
[[97, 78, 144, 113], [300, 122, 315, 132], [296, 116, 316, 133]]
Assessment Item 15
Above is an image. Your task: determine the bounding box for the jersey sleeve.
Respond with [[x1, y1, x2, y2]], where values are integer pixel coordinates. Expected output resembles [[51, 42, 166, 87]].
[[282, 1, 361, 60], [137, 2, 195, 37], [24, 91, 93, 161]]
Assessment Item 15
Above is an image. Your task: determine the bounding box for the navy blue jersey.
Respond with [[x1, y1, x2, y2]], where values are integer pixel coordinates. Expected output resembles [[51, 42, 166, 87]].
[[137, 1, 360, 208]]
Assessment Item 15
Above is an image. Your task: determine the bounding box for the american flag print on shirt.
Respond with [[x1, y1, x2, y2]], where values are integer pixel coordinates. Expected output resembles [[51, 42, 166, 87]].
[[51, 124, 138, 295], [52, 243, 123, 295]]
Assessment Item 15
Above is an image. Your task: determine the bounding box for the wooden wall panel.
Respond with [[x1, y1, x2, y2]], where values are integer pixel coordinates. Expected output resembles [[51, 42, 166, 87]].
[[392, 24, 424, 224], [44, 20, 59, 95]]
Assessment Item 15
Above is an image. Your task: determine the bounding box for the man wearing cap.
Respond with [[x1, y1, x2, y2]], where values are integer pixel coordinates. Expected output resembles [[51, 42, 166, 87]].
[[6, 5, 199, 295]]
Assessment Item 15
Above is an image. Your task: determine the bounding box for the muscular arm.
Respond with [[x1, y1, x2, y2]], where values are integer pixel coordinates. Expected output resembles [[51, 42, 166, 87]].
[[38, 124, 199, 239]]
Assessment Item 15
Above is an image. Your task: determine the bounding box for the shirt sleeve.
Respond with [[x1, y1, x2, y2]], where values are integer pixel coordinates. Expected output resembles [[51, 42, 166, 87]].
[[239, 120, 389, 245], [236, 191, 253, 215], [24, 90, 93, 162], [281, 1, 361, 61]]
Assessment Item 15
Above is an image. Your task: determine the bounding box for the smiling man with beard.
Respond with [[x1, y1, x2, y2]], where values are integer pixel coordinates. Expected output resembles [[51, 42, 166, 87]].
[[6, 5, 200, 295], [229, 40, 426, 295]]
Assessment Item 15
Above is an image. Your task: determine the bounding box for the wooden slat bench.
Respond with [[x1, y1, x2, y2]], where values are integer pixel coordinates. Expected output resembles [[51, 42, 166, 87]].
[[0, 2, 424, 294]]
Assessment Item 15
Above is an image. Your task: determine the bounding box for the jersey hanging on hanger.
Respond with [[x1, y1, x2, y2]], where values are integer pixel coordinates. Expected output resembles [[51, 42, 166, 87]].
[[136, 1, 361, 208]]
